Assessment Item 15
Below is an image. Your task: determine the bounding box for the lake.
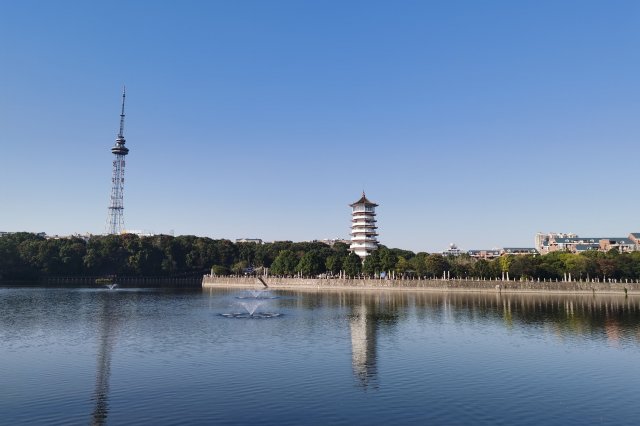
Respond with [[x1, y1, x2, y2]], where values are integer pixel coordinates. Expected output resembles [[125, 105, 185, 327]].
[[1, 286, 639, 425]]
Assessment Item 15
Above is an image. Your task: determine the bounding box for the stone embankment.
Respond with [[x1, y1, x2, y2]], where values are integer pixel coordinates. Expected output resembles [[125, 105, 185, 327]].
[[40, 276, 202, 287], [202, 275, 640, 294]]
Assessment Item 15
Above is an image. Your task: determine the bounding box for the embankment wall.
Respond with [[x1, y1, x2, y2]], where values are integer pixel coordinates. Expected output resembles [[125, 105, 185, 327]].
[[32, 276, 202, 287], [202, 276, 640, 294]]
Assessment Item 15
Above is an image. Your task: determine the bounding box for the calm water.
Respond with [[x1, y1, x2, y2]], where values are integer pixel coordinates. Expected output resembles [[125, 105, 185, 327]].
[[1, 287, 640, 425]]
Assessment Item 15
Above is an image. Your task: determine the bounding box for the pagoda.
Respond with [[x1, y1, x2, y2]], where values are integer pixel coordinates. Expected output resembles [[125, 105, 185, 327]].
[[350, 192, 379, 259]]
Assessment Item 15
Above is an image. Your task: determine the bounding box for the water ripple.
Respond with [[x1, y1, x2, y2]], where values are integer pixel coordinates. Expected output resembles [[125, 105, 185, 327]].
[[1, 288, 640, 425]]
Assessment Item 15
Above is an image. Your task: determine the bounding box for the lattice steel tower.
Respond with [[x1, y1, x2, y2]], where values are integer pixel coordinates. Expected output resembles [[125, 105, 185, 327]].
[[106, 88, 129, 235]]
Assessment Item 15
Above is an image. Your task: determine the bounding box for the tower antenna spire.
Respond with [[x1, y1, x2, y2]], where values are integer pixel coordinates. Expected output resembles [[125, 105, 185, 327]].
[[106, 87, 130, 235], [118, 86, 126, 138]]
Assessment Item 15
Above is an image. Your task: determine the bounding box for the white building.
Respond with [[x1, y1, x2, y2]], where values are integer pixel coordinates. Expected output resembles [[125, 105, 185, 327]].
[[235, 238, 263, 244], [349, 192, 379, 259], [442, 243, 462, 256]]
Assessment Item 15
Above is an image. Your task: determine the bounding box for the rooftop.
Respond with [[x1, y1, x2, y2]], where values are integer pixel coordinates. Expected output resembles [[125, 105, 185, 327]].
[[350, 191, 378, 207], [502, 248, 538, 254]]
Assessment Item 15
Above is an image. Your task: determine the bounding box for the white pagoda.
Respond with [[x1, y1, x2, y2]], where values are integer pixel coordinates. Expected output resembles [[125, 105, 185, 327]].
[[350, 192, 379, 259]]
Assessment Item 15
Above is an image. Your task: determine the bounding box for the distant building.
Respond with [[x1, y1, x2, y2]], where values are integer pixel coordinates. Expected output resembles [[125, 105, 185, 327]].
[[468, 247, 538, 259], [46, 233, 92, 241], [317, 238, 350, 247], [235, 238, 263, 244], [124, 230, 156, 237], [442, 243, 463, 256], [0, 231, 46, 238], [554, 237, 601, 253], [468, 249, 501, 260], [349, 192, 379, 259], [501, 248, 538, 256], [599, 238, 636, 253], [536, 232, 640, 254], [535, 232, 577, 253]]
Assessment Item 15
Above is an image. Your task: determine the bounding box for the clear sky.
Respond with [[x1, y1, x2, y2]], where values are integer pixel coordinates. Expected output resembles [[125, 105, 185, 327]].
[[1, 1, 638, 252]]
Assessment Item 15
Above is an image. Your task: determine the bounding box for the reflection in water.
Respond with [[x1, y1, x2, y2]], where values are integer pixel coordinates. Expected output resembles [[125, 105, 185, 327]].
[[327, 290, 640, 388], [2, 288, 640, 425], [350, 301, 377, 389], [332, 291, 640, 341], [91, 293, 119, 426], [347, 293, 400, 389]]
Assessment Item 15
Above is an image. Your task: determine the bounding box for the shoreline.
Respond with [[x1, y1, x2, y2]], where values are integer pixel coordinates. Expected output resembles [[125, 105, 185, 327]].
[[202, 276, 640, 295]]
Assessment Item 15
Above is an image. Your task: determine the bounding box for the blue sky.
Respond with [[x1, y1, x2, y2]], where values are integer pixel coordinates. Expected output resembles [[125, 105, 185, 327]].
[[1, 1, 638, 252]]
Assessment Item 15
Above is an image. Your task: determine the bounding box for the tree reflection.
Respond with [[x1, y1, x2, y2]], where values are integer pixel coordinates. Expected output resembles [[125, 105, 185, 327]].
[[248, 289, 640, 387], [337, 290, 640, 387], [409, 292, 640, 347]]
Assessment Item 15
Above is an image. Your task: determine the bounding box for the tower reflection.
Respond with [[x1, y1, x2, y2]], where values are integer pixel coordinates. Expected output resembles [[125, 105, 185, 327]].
[[348, 293, 400, 389], [90, 292, 119, 426]]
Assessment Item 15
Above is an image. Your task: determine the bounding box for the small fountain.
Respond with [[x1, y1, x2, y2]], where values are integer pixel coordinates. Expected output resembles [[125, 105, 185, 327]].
[[105, 284, 118, 290], [235, 289, 278, 300], [221, 290, 282, 319]]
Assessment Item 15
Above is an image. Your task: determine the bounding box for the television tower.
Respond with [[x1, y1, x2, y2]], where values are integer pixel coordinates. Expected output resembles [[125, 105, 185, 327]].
[[106, 88, 129, 235]]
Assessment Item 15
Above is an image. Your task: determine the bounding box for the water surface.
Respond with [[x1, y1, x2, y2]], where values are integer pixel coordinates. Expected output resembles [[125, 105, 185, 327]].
[[1, 287, 639, 425]]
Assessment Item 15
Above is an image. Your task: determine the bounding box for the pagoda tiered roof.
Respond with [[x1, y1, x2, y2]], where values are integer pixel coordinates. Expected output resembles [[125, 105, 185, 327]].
[[349, 191, 378, 207]]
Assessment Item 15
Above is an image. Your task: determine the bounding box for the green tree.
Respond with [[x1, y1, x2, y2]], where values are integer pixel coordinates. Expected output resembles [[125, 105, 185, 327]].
[[473, 259, 491, 278], [270, 250, 299, 275], [597, 258, 617, 280], [83, 235, 129, 275], [389, 248, 415, 261], [563, 254, 592, 280], [211, 265, 229, 275], [129, 238, 164, 276], [378, 247, 398, 273], [212, 239, 239, 268], [509, 255, 537, 280], [0, 233, 44, 280], [231, 260, 249, 275], [536, 252, 564, 279], [395, 256, 410, 275], [363, 250, 382, 275], [499, 255, 513, 274], [448, 254, 474, 278], [410, 252, 429, 276], [628, 252, 640, 278], [332, 242, 350, 256], [57, 238, 87, 275], [343, 252, 362, 276], [425, 254, 447, 277], [8, 231, 640, 283], [296, 250, 323, 276], [325, 254, 342, 275], [236, 242, 258, 265]]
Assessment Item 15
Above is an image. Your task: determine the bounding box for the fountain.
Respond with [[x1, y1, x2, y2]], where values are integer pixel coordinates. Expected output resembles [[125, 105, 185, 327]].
[[105, 284, 118, 290], [235, 289, 278, 300], [220, 290, 282, 319]]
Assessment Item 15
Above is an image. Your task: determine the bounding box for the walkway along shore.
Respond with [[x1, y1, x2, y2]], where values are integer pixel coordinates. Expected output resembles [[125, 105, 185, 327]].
[[202, 275, 640, 295]]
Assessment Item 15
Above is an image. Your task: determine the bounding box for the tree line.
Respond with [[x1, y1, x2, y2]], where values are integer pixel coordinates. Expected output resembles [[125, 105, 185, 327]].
[[2, 232, 640, 281]]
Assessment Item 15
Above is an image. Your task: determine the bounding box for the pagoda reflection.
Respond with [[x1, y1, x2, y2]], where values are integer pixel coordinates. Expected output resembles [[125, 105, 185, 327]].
[[348, 293, 400, 389]]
